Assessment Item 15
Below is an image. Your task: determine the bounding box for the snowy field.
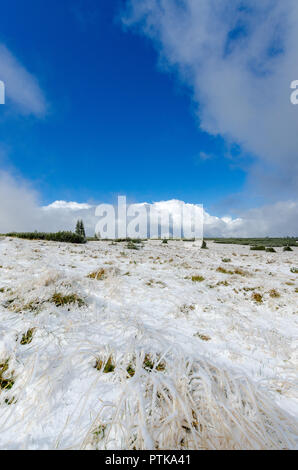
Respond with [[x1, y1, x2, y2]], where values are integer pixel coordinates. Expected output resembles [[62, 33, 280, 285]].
[[0, 237, 297, 450]]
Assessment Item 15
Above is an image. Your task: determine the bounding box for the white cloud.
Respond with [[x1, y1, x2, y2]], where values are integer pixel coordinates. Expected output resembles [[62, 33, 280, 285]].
[[0, 44, 47, 116], [43, 201, 93, 211], [122, 0, 298, 198], [0, 171, 297, 237]]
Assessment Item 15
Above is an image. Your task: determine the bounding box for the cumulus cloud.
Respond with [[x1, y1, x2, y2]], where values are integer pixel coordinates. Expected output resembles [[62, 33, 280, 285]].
[[0, 171, 95, 235], [0, 44, 47, 116], [0, 171, 297, 237], [122, 0, 298, 198]]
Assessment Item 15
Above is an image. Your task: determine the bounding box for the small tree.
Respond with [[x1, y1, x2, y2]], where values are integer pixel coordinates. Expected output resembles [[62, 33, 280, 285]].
[[80, 220, 86, 239], [201, 240, 208, 249], [75, 220, 86, 239], [75, 220, 81, 236]]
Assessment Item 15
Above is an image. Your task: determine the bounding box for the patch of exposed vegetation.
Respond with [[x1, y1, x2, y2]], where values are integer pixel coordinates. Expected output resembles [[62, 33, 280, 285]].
[[22, 300, 44, 313], [290, 268, 298, 274], [143, 354, 166, 372], [191, 275, 205, 282], [283, 246, 293, 252], [266, 247, 276, 253], [20, 328, 35, 345], [250, 246, 266, 251], [93, 424, 106, 441], [127, 241, 140, 250], [217, 280, 229, 286], [126, 364, 135, 378], [0, 360, 14, 391], [6, 231, 86, 244], [87, 269, 106, 280], [194, 332, 211, 342], [222, 258, 231, 263], [94, 355, 115, 373], [180, 304, 195, 314], [210, 237, 297, 247], [201, 240, 208, 249], [252, 292, 263, 303], [216, 266, 246, 276], [50, 293, 85, 308], [269, 289, 280, 298]]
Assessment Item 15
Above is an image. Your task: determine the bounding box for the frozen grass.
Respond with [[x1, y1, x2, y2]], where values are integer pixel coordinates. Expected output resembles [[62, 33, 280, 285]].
[[82, 349, 297, 450], [0, 238, 297, 450]]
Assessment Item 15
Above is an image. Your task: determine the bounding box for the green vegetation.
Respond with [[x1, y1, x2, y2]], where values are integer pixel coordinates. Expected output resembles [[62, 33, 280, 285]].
[[6, 231, 86, 244], [266, 247, 276, 253], [75, 220, 86, 240], [283, 246, 293, 252], [207, 237, 297, 247], [250, 245, 266, 251], [201, 240, 208, 249], [127, 241, 140, 250], [290, 267, 298, 274]]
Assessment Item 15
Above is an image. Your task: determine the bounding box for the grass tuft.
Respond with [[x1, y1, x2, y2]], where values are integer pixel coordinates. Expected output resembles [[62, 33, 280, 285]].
[[50, 293, 85, 308], [252, 292, 263, 303], [191, 275, 205, 282], [269, 289, 280, 298], [0, 359, 14, 391], [95, 355, 115, 373], [20, 328, 35, 345], [87, 269, 106, 280]]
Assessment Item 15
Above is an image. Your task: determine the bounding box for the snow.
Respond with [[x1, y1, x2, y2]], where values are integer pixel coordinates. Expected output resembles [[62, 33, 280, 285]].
[[0, 237, 297, 449]]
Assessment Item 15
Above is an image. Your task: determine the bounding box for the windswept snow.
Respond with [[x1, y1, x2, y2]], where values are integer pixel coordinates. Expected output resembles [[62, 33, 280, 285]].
[[0, 237, 297, 449]]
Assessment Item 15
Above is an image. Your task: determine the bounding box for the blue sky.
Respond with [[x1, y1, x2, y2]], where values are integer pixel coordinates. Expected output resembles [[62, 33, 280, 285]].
[[1, 0, 298, 237], [0, 0, 249, 213]]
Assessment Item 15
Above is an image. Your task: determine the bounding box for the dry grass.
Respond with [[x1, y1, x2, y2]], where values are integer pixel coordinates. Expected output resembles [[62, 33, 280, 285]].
[[95, 355, 115, 373], [0, 359, 14, 391], [20, 328, 35, 345], [191, 275, 205, 282], [269, 289, 280, 298], [252, 292, 263, 303], [194, 332, 211, 341], [87, 269, 106, 280], [50, 293, 85, 308]]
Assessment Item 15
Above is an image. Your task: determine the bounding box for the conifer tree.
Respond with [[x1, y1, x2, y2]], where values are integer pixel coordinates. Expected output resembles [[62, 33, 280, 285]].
[[80, 220, 86, 239], [75, 220, 81, 236], [75, 220, 86, 239]]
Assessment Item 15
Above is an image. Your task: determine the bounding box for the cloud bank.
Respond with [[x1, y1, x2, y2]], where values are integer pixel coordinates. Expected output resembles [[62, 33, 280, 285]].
[[0, 171, 297, 237], [122, 0, 298, 198]]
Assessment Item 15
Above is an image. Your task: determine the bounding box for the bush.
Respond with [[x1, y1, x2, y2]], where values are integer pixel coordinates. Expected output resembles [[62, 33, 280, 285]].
[[6, 231, 86, 244], [283, 246, 293, 252], [201, 240, 208, 249], [250, 245, 266, 251], [266, 247, 276, 253]]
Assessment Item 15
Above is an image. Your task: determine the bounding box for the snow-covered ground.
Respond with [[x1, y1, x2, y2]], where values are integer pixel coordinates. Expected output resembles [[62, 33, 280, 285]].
[[0, 237, 297, 450]]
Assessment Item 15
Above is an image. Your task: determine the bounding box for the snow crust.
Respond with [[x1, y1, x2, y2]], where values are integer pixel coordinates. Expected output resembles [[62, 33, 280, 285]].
[[0, 237, 297, 449]]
